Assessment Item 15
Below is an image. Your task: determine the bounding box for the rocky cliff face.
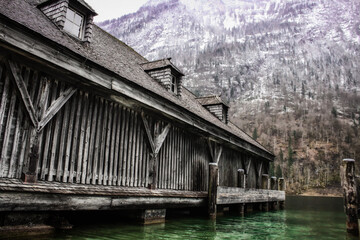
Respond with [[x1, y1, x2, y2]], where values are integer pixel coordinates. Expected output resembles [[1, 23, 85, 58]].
[[98, 0, 360, 192]]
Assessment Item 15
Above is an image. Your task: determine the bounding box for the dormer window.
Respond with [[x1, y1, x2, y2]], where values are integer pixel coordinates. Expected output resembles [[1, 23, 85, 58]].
[[64, 8, 84, 38], [171, 75, 178, 94], [141, 58, 184, 97], [39, 0, 97, 43]]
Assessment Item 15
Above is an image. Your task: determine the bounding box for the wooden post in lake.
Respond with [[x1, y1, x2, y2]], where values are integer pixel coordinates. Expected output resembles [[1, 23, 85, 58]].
[[208, 162, 218, 219], [278, 178, 285, 210], [237, 169, 245, 215], [340, 159, 359, 236], [270, 176, 278, 210], [261, 174, 269, 211]]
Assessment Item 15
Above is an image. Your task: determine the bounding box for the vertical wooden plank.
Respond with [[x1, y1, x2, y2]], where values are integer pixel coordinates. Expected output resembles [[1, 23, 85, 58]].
[[124, 109, 133, 186], [113, 105, 121, 186], [16, 68, 31, 178], [0, 86, 17, 177], [98, 100, 108, 185], [117, 106, 126, 186], [179, 131, 184, 190], [56, 86, 71, 182], [103, 102, 113, 185], [91, 98, 105, 185], [164, 126, 170, 189], [134, 113, 141, 187], [79, 93, 90, 184], [158, 126, 164, 189], [108, 103, 116, 186], [47, 83, 63, 181], [86, 96, 99, 184], [129, 112, 137, 187], [121, 108, 130, 186], [137, 122, 144, 187], [0, 74, 10, 135], [69, 91, 82, 183], [62, 96, 76, 182], [40, 80, 57, 180], [8, 97, 22, 178]]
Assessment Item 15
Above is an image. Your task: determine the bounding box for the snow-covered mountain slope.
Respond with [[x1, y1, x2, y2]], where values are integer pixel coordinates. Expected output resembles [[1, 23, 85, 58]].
[[97, 0, 360, 191]]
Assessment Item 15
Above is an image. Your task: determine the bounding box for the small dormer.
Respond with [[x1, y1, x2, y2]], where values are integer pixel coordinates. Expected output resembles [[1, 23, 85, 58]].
[[197, 96, 229, 124], [38, 0, 97, 43], [141, 58, 184, 97]]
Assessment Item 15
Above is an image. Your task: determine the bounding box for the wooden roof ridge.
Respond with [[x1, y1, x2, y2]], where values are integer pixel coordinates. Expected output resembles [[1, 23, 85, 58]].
[[140, 58, 185, 76]]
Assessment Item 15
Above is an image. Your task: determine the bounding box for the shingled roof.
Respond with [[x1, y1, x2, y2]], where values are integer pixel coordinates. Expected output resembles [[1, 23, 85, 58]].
[[0, 0, 273, 158], [196, 95, 229, 107]]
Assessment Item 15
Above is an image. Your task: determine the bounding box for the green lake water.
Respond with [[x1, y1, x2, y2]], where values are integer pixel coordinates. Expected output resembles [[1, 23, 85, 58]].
[[3, 196, 355, 240]]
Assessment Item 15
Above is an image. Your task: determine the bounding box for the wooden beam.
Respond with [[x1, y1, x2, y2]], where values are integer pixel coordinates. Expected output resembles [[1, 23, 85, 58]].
[[154, 123, 171, 154], [38, 87, 77, 132], [141, 112, 155, 153], [7, 60, 37, 127], [246, 159, 252, 175], [215, 145, 223, 164], [216, 186, 285, 205], [207, 139, 214, 161]]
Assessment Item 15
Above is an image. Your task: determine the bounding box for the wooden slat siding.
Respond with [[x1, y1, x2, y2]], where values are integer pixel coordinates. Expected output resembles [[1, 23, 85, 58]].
[[16, 68, 31, 178], [8, 94, 23, 178], [40, 80, 57, 180], [0, 80, 16, 177], [114, 105, 122, 186], [171, 127, 176, 189], [121, 108, 130, 186], [137, 120, 144, 187], [164, 126, 170, 189], [98, 100, 108, 185], [107, 102, 115, 186], [92, 98, 105, 185], [47, 83, 63, 181], [56, 85, 70, 182], [62, 96, 76, 182], [129, 112, 137, 187], [117, 106, 126, 186], [134, 113, 141, 187], [183, 135, 188, 191], [131, 111, 138, 186], [80, 93, 91, 184], [160, 122, 166, 189], [125, 109, 134, 186], [69, 92, 82, 183], [179, 130, 184, 190], [86, 95, 98, 184]]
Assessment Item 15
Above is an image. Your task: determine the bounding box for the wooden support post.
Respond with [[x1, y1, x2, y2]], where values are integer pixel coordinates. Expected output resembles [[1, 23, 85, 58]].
[[278, 178, 286, 210], [208, 162, 218, 220], [271, 176, 277, 190], [261, 174, 269, 211], [238, 169, 245, 188], [270, 176, 278, 210], [340, 159, 359, 236]]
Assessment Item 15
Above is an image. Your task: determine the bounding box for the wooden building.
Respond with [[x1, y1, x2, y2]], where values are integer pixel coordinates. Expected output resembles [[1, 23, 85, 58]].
[[0, 0, 284, 227]]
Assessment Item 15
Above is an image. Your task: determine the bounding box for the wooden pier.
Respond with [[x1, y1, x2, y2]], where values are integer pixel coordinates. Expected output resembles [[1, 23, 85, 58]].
[[0, 0, 285, 230]]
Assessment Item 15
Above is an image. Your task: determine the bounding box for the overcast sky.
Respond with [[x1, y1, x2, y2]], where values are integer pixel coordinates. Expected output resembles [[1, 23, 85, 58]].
[[85, 0, 148, 22]]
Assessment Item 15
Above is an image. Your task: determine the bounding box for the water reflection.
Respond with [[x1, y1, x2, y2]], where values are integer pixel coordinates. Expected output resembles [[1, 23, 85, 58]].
[[2, 196, 355, 240]]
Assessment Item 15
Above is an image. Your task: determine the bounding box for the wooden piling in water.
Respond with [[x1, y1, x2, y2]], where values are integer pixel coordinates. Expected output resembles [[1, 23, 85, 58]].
[[340, 159, 359, 236], [261, 174, 269, 211], [208, 163, 218, 219], [270, 176, 278, 210], [278, 178, 285, 210]]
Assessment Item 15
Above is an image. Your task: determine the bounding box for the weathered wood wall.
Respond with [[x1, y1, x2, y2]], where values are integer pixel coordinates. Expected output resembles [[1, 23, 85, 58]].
[[218, 146, 269, 189], [0, 61, 210, 191]]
